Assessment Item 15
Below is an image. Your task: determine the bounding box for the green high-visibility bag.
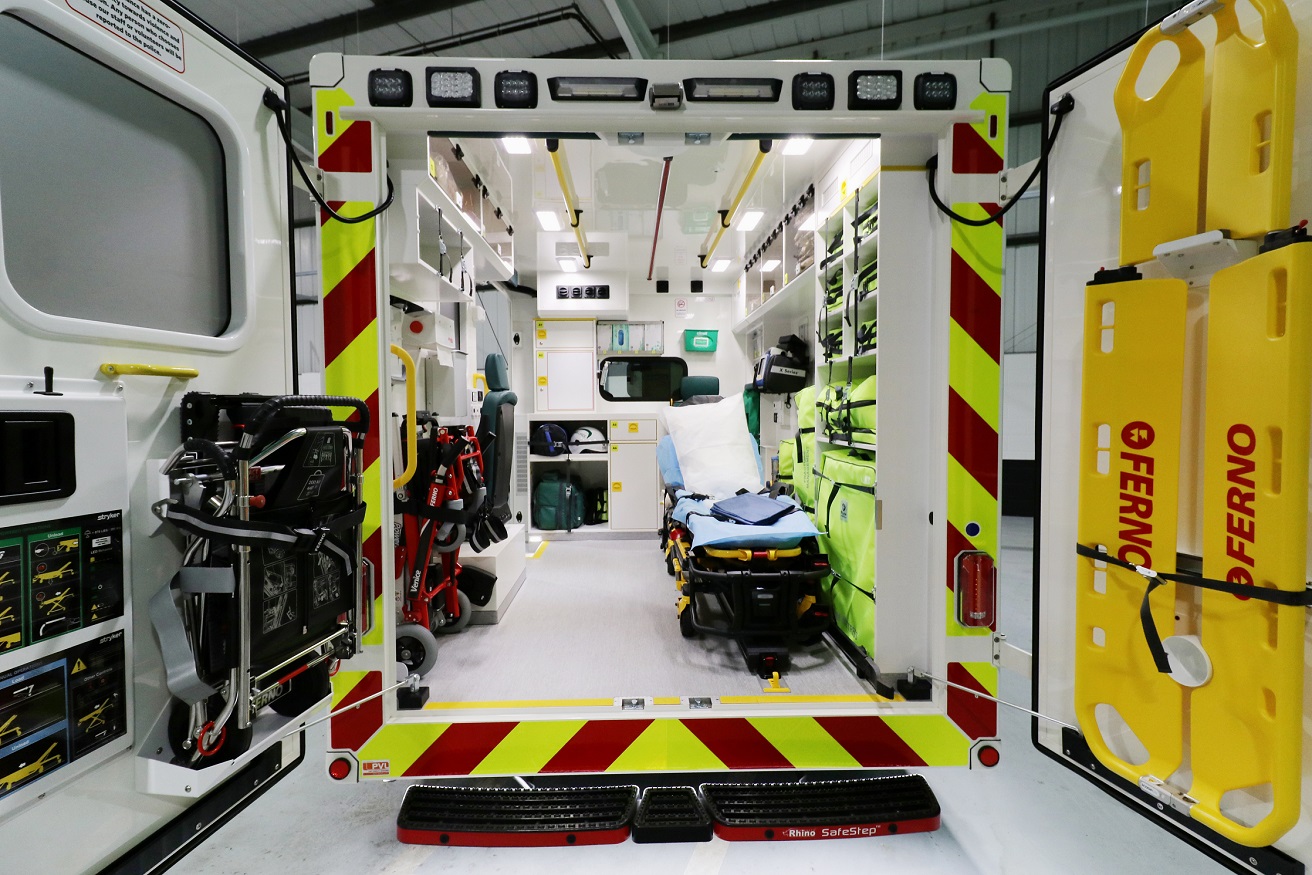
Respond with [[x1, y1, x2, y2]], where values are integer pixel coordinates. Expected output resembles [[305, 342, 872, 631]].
[[815, 449, 876, 653], [792, 384, 818, 514]]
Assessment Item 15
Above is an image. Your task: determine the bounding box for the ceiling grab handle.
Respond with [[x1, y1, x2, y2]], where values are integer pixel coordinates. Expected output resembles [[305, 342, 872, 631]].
[[699, 140, 771, 269], [547, 139, 591, 269]]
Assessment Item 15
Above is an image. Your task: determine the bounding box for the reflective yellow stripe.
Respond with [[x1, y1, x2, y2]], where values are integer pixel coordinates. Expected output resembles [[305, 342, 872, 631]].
[[473, 721, 588, 775], [967, 92, 1008, 163], [607, 721, 725, 771], [315, 87, 357, 158], [719, 694, 890, 705], [960, 661, 998, 697], [948, 322, 1000, 431], [883, 715, 971, 765], [748, 717, 860, 768], [358, 723, 448, 776], [946, 456, 997, 555], [652, 697, 681, 706], [949, 205, 1003, 295], [324, 326, 381, 402], [330, 670, 368, 708], [361, 594, 386, 647], [320, 208, 377, 296]]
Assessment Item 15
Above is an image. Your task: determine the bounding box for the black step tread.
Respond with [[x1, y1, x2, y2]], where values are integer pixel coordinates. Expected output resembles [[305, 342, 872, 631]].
[[398, 784, 638, 833], [699, 775, 938, 827], [633, 787, 713, 844]]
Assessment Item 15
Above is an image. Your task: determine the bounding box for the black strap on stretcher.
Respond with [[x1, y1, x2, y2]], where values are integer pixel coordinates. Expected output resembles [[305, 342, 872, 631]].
[[161, 501, 365, 552], [1075, 543, 1312, 674]]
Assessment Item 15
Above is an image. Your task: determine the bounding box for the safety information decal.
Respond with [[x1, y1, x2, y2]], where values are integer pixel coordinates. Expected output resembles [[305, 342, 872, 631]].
[[66, 0, 185, 73]]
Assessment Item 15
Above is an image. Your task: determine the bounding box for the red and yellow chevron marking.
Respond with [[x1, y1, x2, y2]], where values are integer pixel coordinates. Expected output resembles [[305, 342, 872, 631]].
[[952, 92, 1007, 175], [315, 86, 387, 752], [946, 661, 998, 740], [347, 712, 972, 778]]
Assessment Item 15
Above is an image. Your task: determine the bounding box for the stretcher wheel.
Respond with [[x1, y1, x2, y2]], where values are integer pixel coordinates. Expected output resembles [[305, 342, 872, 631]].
[[433, 590, 472, 635], [269, 660, 331, 717], [665, 550, 676, 577], [679, 604, 697, 638], [435, 524, 466, 554], [396, 623, 438, 676]]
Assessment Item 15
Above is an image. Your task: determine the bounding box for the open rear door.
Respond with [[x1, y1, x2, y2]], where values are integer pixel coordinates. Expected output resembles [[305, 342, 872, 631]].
[[1035, 2, 1312, 873], [0, 2, 330, 872]]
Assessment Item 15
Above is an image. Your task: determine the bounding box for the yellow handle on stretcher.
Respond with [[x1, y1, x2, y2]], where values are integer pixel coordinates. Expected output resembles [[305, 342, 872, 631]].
[[99, 363, 198, 379], [390, 344, 417, 490]]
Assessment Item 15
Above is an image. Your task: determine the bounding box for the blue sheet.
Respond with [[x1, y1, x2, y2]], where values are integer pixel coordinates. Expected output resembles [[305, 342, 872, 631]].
[[671, 492, 819, 549]]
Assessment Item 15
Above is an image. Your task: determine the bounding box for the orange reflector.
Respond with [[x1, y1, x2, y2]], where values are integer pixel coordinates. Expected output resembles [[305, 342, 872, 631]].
[[956, 552, 995, 628], [977, 744, 1000, 768]]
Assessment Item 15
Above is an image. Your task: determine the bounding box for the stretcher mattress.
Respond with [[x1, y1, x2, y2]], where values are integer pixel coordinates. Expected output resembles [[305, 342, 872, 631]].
[[671, 492, 819, 550]]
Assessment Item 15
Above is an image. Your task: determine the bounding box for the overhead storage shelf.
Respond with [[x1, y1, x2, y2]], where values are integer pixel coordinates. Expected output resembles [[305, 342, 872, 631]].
[[733, 265, 815, 336]]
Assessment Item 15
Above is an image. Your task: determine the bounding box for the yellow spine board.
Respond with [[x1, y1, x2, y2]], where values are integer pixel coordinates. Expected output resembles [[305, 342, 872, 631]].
[[1191, 244, 1310, 846], [1075, 278, 1188, 785], [1205, 0, 1297, 240], [1113, 27, 1206, 266]]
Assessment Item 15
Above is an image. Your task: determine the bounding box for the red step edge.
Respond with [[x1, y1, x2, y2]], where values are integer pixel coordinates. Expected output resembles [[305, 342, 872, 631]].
[[713, 815, 940, 842]]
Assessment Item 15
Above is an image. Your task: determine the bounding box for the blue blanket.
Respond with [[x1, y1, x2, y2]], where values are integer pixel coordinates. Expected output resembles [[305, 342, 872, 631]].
[[671, 491, 819, 549]]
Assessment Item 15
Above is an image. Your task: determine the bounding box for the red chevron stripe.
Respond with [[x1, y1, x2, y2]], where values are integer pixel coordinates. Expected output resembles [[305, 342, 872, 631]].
[[945, 523, 976, 593], [947, 663, 997, 739], [541, 719, 653, 772], [680, 718, 792, 769], [403, 722, 519, 776], [949, 250, 1001, 363], [948, 388, 999, 498], [322, 249, 377, 364], [329, 671, 383, 751], [357, 390, 379, 469], [318, 119, 373, 173], [815, 716, 927, 767], [952, 122, 1003, 175]]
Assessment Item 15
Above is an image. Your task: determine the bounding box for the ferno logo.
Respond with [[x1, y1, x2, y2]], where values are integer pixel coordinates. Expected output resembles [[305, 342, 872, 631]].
[[1117, 421, 1156, 567], [1224, 424, 1257, 600], [361, 760, 390, 776]]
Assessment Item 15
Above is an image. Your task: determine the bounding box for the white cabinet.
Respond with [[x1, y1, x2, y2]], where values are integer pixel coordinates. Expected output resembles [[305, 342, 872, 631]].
[[608, 417, 657, 442], [608, 440, 660, 531], [534, 348, 594, 411], [534, 319, 595, 349]]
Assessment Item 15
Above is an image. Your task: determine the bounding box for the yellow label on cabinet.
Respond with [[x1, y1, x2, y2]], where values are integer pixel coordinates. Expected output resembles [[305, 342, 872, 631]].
[[612, 481, 622, 492], [611, 421, 618, 428], [628, 422, 639, 432], [537, 376, 548, 386], [611, 444, 619, 452], [537, 329, 546, 339]]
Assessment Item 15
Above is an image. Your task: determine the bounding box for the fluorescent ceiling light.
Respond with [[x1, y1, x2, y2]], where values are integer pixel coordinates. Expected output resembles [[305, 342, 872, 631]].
[[558, 257, 578, 272], [501, 136, 532, 154], [799, 214, 821, 232], [536, 210, 561, 231], [711, 259, 731, 273], [761, 259, 780, 272], [737, 209, 765, 232], [783, 138, 813, 156]]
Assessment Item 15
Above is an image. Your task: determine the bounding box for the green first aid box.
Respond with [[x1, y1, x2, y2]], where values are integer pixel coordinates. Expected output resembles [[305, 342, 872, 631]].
[[684, 329, 718, 352]]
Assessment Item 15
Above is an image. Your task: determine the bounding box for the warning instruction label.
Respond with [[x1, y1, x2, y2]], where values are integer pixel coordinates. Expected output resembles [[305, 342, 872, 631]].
[[67, 0, 185, 73]]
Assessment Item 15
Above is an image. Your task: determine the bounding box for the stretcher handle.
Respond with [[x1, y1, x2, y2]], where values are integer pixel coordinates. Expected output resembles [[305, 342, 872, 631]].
[[182, 437, 236, 482], [234, 394, 371, 461], [100, 362, 199, 379], [1113, 25, 1205, 121], [391, 344, 418, 490]]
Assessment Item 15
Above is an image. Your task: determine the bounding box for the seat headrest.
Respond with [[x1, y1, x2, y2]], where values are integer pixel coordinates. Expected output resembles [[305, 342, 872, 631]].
[[484, 354, 511, 392], [680, 375, 720, 399]]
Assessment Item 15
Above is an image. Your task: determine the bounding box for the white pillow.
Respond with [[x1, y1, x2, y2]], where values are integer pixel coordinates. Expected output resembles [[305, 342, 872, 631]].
[[661, 393, 764, 498]]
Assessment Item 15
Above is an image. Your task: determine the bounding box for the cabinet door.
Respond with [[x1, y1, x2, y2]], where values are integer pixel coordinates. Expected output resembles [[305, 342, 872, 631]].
[[534, 319, 595, 349], [535, 348, 595, 411], [608, 442, 659, 531]]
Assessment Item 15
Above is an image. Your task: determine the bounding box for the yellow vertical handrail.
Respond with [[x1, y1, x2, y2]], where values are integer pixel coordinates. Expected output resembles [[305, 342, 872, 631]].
[[390, 344, 417, 490]]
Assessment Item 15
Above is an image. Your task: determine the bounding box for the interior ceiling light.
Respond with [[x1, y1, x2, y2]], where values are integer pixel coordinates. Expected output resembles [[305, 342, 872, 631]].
[[792, 72, 835, 110], [761, 258, 780, 272], [367, 69, 412, 107], [737, 210, 765, 231], [548, 76, 646, 101], [495, 70, 537, 108], [536, 210, 561, 231], [501, 136, 532, 155], [913, 72, 958, 111], [427, 67, 480, 107], [798, 214, 821, 232], [711, 259, 731, 273], [683, 78, 781, 102], [558, 256, 579, 272], [782, 138, 813, 156], [850, 70, 902, 110]]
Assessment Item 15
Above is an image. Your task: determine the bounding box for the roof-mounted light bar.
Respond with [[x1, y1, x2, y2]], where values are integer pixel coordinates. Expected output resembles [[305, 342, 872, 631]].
[[495, 70, 538, 108], [548, 76, 647, 101], [426, 67, 480, 107], [699, 139, 771, 270], [849, 71, 902, 110], [546, 139, 591, 269], [683, 78, 782, 102]]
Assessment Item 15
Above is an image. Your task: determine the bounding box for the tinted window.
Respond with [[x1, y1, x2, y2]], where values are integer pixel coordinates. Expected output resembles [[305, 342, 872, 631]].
[[598, 357, 688, 402]]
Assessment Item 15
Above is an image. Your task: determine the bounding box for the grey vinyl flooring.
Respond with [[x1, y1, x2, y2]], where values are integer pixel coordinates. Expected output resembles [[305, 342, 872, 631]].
[[181, 518, 1225, 875]]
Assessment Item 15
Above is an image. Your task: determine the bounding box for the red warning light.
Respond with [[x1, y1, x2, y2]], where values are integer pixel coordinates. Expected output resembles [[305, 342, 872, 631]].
[[328, 757, 353, 780]]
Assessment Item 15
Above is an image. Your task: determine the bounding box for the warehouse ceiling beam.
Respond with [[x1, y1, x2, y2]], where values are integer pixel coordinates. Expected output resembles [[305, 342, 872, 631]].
[[241, 0, 482, 58], [602, 0, 659, 58]]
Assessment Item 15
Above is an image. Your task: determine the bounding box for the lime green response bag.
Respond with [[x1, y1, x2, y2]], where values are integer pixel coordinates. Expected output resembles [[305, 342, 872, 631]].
[[791, 384, 818, 514], [815, 449, 877, 653]]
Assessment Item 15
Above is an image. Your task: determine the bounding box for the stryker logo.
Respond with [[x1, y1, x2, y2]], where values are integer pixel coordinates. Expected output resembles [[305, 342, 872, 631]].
[[1117, 421, 1156, 567], [1224, 424, 1257, 600]]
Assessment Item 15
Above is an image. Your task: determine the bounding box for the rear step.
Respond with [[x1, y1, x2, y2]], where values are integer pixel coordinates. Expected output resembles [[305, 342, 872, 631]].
[[397, 784, 638, 847], [699, 775, 940, 841], [632, 787, 713, 844]]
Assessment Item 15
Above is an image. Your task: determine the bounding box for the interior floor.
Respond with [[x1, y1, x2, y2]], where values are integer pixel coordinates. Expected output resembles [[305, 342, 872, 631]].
[[433, 538, 869, 701], [182, 518, 1226, 874]]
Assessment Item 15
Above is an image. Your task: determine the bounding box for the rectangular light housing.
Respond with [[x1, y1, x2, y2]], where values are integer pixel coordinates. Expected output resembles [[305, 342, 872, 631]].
[[737, 210, 765, 232], [792, 72, 834, 110], [548, 76, 647, 101], [913, 72, 957, 110], [367, 68, 412, 107], [849, 71, 902, 110], [761, 259, 780, 272], [782, 138, 812, 156], [426, 67, 480, 107], [501, 136, 532, 154], [536, 210, 561, 231], [711, 259, 731, 273], [495, 70, 537, 108], [558, 257, 579, 272], [683, 78, 781, 102]]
